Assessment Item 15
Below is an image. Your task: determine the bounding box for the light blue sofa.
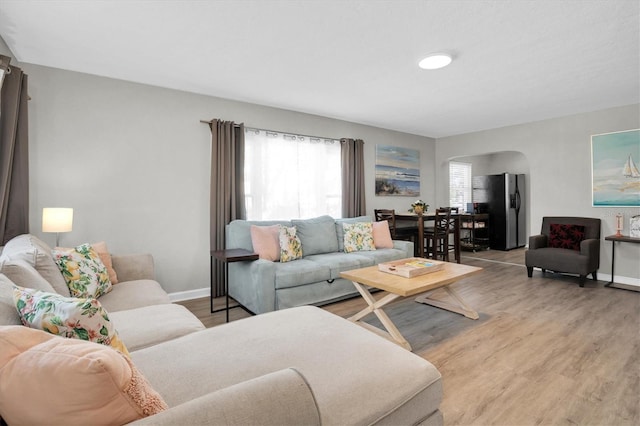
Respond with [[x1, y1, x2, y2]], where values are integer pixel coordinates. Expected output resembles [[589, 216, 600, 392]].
[[226, 215, 414, 314]]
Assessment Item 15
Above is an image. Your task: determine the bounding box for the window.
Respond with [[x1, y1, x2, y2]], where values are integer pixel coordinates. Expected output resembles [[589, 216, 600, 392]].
[[449, 161, 472, 210], [244, 129, 342, 220]]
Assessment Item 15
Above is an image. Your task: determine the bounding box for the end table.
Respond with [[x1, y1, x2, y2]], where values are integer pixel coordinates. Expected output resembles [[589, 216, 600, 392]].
[[210, 249, 259, 321], [604, 235, 640, 292]]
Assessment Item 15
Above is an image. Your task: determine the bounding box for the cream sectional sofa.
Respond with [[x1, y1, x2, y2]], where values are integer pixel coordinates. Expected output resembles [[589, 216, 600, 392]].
[[0, 234, 443, 425], [226, 215, 415, 314]]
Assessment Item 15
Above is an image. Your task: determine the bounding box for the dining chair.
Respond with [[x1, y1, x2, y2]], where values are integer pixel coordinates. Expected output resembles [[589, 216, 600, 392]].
[[424, 208, 452, 261], [374, 209, 417, 243]]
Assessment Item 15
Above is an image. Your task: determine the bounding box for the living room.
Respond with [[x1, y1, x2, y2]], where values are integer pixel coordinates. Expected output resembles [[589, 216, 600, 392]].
[[0, 1, 639, 424], [1, 1, 638, 298]]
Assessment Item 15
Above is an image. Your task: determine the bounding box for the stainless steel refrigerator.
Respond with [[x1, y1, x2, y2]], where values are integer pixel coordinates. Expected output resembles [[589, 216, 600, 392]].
[[472, 173, 526, 250]]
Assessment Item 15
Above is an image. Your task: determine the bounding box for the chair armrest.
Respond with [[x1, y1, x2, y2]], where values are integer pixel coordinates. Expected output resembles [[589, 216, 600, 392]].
[[111, 254, 155, 281], [528, 234, 547, 250], [580, 238, 600, 261], [129, 368, 320, 426]]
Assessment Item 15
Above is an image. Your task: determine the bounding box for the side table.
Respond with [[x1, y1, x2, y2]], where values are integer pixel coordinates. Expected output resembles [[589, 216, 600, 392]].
[[210, 249, 259, 321], [604, 234, 640, 292]]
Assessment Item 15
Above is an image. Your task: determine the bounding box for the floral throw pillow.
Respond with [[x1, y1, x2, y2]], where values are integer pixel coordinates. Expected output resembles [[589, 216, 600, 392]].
[[52, 243, 112, 298], [12, 286, 129, 356], [279, 225, 303, 263], [343, 222, 376, 253]]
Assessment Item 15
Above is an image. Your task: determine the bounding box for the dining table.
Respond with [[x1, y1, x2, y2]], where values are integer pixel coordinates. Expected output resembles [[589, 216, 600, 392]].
[[394, 212, 462, 263]]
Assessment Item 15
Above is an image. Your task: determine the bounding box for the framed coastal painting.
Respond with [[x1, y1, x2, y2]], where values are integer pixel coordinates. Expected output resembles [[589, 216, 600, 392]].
[[375, 145, 420, 196], [591, 129, 640, 207]]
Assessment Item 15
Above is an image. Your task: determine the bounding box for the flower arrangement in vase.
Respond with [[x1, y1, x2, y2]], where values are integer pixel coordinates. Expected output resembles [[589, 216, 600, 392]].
[[409, 199, 429, 215]]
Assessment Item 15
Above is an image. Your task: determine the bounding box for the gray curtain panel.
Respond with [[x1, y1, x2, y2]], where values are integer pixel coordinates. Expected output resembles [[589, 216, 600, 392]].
[[0, 65, 29, 246], [340, 138, 366, 218], [209, 119, 246, 297]]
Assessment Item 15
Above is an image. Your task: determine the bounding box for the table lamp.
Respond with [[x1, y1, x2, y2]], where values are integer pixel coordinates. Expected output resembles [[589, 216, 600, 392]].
[[42, 208, 73, 247], [615, 213, 623, 237]]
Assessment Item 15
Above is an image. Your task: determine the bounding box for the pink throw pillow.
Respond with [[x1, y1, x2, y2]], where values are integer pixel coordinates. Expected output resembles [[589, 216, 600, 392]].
[[250, 225, 281, 261], [372, 221, 394, 249], [0, 325, 167, 425]]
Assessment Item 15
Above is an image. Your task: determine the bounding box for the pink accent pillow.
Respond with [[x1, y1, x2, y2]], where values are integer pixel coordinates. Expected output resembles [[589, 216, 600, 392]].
[[92, 241, 119, 284], [372, 221, 394, 248], [0, 325, 167, 425], [250, 225, 281, 261]]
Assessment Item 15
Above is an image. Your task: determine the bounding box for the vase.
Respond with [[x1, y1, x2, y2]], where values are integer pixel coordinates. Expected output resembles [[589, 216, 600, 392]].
[[413, 206, 424, 215]]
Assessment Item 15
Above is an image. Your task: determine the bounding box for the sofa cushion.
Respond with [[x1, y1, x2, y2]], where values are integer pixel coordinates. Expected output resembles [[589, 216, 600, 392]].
[[304, 252, 372, 279], [0, 325, 167, 426], [292, 215, 339, 255], [0, 275, 21, 325], [52, 243, 113, 298], [348, 247, 410, 264], [343, 222, 376, 253], [109, 304, 205, 352], [274, 259, 331, 289], [97, 280, 171, 313], [335, 216, 372, 251], [279, 225, 303, 262], [250, 224, 281, 261], [12, 286, 129, 355], [0, 234, 70, 296], [549, 223, 585, 251], [0, 258, 57, 293]]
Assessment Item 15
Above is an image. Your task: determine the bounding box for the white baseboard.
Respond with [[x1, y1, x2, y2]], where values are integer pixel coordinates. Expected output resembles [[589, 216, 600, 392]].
[[597, 273, 640, 288], [169, 287, 209, 302]]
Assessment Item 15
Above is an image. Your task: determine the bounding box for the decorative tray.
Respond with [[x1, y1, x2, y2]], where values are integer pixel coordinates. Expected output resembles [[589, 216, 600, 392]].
[[378, 257, 445, 278]]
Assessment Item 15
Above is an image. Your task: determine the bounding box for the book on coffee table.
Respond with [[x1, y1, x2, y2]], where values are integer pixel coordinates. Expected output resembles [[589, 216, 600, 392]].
[[378, 257, 445, 278]]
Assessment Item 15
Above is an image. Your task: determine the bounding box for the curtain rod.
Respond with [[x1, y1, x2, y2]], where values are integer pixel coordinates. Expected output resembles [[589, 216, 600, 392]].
[[200, 119, 341, 142]]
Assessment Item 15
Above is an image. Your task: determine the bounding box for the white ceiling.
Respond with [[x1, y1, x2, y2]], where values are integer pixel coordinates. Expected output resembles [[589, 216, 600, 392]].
[[0, 0, 638, 138]]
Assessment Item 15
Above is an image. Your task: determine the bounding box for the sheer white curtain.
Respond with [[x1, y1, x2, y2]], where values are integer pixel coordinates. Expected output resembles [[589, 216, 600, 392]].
[[244, 129, 342, 220]]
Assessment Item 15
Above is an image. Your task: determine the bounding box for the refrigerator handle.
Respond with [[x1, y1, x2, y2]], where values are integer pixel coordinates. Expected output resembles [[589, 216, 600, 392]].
[[515, 188, 521, 213]]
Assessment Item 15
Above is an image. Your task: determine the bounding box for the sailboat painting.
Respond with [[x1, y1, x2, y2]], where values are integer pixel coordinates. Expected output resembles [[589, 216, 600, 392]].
[[592, 129, 640, 207]]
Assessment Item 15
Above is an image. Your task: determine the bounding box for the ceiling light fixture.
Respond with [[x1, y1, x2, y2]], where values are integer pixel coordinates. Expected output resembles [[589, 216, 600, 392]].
[[418, 53, 452, 70]]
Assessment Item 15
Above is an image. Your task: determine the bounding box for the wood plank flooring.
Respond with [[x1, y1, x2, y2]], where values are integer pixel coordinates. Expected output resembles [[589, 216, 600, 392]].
[[177, 248, 640, 425]]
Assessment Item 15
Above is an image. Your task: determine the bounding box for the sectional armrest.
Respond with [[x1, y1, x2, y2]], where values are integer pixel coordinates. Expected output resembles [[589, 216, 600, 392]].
[[528, 234, 547, 250], [111, 254, 155, 282], [392, 240, 414, 258], [129, 368, 320, 426]]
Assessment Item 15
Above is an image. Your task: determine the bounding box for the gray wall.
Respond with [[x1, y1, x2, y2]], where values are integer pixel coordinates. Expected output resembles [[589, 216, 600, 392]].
[[7, 56, 435, 297], [436, 104, 640, 284]]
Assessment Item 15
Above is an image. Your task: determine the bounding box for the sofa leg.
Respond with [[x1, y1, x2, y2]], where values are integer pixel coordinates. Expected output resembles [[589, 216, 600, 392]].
[[541, 268, 546, 274], [579, 275, 586, 287], [527, 266, 533, 277], [592, 271, 597, 281]]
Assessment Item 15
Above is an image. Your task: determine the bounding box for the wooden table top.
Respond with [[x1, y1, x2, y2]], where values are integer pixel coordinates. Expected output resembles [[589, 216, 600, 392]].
[[340, 259, 482, 297], [605, 234, 640, 243]]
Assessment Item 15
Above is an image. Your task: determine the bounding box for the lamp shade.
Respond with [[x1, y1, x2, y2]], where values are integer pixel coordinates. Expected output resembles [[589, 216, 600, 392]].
[[42, 208, 73, 233]]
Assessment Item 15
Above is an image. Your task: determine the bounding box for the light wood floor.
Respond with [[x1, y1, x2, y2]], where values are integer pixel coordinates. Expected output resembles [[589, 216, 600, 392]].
[[177, 248, 640, 425]]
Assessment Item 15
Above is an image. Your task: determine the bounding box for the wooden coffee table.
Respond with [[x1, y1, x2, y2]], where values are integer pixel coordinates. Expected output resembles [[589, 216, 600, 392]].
[[340, 259, 482, 351]]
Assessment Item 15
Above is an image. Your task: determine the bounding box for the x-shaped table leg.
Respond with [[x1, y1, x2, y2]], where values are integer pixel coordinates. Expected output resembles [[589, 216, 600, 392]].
[[348, 281, 412, 351]]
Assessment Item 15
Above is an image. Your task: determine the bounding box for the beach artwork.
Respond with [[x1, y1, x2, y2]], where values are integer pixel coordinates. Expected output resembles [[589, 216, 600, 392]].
[[591, 129, 640, 207], [375, 145, 420, 196]]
